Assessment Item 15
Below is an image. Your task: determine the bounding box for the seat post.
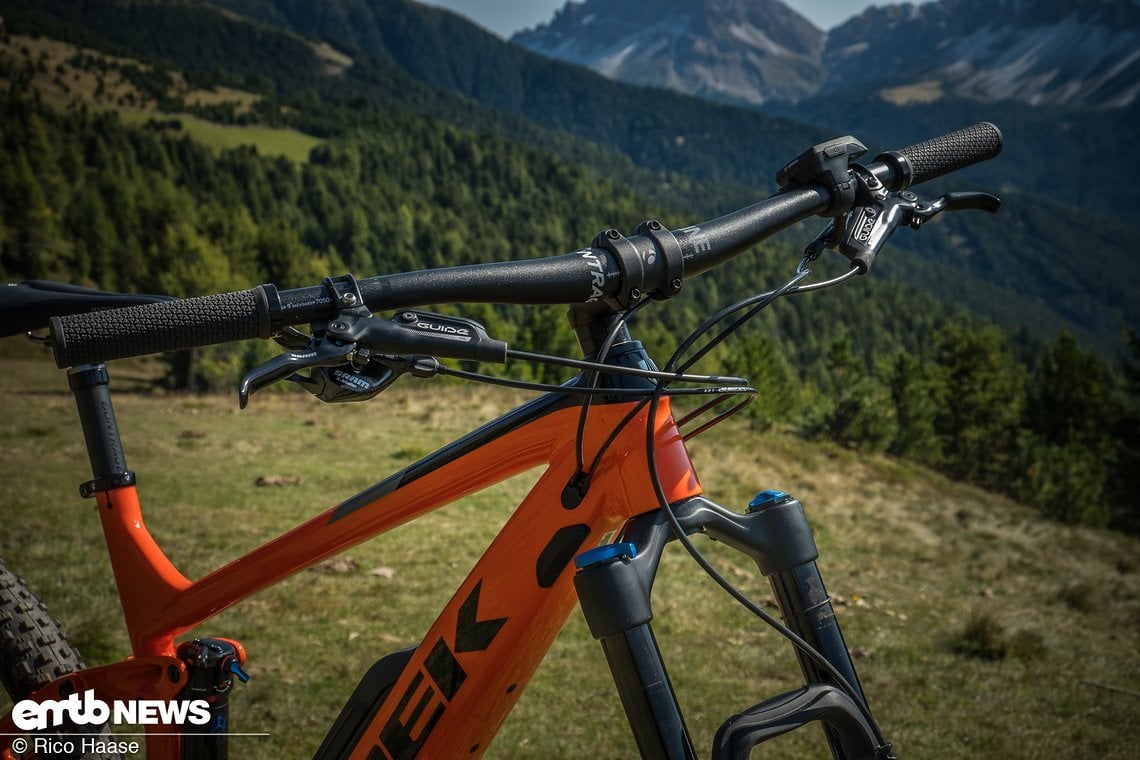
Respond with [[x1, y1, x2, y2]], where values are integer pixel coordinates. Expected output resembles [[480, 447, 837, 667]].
[[67, 363, 136, 497]]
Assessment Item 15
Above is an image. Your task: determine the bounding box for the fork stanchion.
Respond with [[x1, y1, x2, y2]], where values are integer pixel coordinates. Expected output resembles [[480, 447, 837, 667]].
[[745, 491, 865, 704], [574, 541, 696, 760]]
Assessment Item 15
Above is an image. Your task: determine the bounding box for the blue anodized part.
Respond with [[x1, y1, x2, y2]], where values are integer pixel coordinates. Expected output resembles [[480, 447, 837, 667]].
[[574, 541, 638, 570], [748, 489, 792, 511]]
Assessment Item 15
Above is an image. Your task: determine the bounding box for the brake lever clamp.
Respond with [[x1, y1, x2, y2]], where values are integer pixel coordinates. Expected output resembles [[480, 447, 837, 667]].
[[837, 169, 1001, 274]]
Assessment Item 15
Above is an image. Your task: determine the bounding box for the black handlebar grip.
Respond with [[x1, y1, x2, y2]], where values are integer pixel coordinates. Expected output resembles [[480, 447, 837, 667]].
[[875, 122, 1003, 189], [51, 286, 275, 367]]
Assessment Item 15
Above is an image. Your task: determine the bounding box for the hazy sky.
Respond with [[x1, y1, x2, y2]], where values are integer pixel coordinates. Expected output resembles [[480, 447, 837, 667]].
[[418, 1, 927, 37]]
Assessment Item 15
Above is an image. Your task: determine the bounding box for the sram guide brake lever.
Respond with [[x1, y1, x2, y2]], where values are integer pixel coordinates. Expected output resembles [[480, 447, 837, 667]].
[[239, 274, 508, 408], [807, 168, 1001, 273]]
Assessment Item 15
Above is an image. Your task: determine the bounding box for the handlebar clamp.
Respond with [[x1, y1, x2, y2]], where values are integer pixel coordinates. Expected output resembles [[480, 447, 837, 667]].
[[633, 220, 684, 300], [592, 229, 641, 309], [591, 221, 685, 310]]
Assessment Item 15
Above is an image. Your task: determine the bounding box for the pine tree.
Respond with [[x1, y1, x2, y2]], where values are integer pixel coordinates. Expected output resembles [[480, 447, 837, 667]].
[[931, 324, 1026, 490], [1106, 330, 1140, 533], [1015, 331, 1114, 526], [887, 351, 943, 465], [804, 332, 896, 451]]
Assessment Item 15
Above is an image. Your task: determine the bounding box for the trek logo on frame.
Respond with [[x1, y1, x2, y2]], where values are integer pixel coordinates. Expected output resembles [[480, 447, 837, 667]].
[[375, 581, 508, 759]]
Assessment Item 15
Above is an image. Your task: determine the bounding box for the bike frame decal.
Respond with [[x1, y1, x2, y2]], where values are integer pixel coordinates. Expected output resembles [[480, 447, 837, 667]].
[[38, 391, 700, 759]]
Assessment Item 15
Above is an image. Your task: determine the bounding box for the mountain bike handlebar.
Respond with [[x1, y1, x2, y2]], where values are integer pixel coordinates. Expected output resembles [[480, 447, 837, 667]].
[[49, 122, 1002, 368]]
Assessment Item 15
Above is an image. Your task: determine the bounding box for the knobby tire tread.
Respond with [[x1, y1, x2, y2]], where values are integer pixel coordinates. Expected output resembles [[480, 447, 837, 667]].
[[0, 558, 121, 760]]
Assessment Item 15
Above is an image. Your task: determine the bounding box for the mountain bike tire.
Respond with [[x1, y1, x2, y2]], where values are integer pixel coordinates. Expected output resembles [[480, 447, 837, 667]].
[[0, 558, 121, 760]]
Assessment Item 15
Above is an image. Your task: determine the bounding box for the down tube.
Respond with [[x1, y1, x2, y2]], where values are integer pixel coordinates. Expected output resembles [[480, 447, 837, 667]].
[[346, 399, 702, 759]]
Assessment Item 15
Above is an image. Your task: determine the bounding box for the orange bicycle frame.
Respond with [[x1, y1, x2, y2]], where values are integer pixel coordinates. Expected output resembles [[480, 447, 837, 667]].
[[1, 365, 701, 759]]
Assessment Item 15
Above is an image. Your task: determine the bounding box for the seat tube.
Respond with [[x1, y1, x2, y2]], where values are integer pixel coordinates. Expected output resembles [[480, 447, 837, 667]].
[[68, 363, 135, 494], [573, 535, 696, 760]]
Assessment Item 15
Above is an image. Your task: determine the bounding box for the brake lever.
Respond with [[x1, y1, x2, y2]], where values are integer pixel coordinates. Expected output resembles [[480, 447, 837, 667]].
[[837, 169, 1001, 273], [238, 338, 355, 408], [284, 352, 446, 404], [909, 191, 1002, 226]]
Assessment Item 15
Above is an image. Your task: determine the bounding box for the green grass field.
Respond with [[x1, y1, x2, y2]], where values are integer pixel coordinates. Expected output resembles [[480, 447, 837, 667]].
[[0, 346, 1137, 758], [3, 33, 323, 164], [117, 111, 323, 163]]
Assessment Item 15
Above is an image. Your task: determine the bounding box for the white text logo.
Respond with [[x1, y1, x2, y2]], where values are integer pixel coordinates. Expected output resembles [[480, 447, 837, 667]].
[[12, 690, 212, 730]]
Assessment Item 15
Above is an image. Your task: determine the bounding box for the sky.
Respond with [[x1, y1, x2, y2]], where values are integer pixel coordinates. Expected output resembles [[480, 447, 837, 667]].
[[417, 1, 927, 37]]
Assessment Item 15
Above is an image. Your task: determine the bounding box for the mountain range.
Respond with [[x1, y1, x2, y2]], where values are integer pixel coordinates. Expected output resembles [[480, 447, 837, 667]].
[[514, 0, 1140, 111], [512, 0, 825, 108], [0, 0, 1136, 358]]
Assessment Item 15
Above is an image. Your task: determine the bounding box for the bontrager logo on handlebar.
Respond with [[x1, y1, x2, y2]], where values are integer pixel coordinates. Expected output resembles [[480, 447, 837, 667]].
[[580, 250, 606, 302]]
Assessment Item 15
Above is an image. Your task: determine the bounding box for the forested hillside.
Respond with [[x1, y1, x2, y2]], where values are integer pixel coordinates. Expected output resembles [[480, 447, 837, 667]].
[[0, 1, 1136, 534], [202, 0, 1138, 355], [3, 0, 1134, 353]]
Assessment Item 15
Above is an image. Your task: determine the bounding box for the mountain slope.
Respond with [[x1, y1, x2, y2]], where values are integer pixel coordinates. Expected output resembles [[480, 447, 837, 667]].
[[515, 0, 1140, 111], [203, 0, 829, 191], [0, 364, 1136, 758], [5, 0, 1136, 354], [823, 0, 1140, 110], [193, 0, 1138, 354], [511, 0, 825, 107], [4, 0, 1138, 537]]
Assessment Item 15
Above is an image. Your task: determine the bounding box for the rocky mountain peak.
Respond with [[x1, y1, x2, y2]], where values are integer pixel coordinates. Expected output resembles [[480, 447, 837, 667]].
[[512, 0, 826, 106], [514, 0, 1140, 110]]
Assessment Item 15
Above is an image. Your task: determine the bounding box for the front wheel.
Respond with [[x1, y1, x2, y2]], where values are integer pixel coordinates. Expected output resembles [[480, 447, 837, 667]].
[[0, 558, 121, 760]]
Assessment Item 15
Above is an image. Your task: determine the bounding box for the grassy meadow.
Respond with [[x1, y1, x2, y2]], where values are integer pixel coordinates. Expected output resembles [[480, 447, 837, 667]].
[[2, 33, 324, 163], [0, 343, 1137, 758], [116, 110, 323, 163]]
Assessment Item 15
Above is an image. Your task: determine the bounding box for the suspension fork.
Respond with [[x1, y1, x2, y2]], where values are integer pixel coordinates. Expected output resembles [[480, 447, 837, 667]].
[[573, 495, 880, 760]]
